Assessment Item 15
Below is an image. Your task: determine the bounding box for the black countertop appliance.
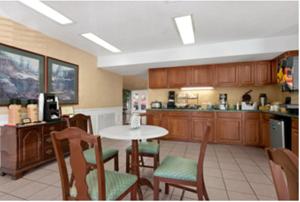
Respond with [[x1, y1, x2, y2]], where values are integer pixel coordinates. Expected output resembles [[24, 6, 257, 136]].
[[167, 91, 176, 109]]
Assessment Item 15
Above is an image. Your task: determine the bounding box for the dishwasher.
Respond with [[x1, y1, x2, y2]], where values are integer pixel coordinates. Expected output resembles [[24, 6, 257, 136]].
[[269, 118, 291, 149]]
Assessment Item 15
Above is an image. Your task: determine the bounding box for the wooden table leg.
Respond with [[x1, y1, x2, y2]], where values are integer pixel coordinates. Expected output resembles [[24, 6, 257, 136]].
[[131, 140, 143, 200], [131, 139, 156, 200]]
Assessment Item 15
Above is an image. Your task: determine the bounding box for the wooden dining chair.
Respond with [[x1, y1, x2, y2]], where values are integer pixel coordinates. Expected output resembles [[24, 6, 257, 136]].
[[65, 113, 119, 171], [153, 126, 211, 200], [266, 148, 298, 200], [51, 127, 137, 200], [126, 113, 160, 173]]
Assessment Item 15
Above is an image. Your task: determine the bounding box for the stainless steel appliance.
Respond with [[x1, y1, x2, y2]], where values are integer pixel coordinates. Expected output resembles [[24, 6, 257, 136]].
[[219, 93, 227, 110], [167, 91, 176, 109], [151, 101, 162, 109], [270, 119, 285, 148]]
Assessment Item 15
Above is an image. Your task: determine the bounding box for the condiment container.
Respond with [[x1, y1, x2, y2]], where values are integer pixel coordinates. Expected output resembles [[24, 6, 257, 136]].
[[27, 99, 38, 122], [8, 99, 22, 125]]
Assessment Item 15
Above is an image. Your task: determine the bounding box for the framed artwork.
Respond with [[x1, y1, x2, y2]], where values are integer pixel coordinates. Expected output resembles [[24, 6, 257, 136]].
[[0, 43, 45, 105], [47, 57, 78, 104]]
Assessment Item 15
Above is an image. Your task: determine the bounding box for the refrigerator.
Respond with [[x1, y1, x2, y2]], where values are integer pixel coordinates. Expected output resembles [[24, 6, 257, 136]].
[[131, 90, 148, 113]]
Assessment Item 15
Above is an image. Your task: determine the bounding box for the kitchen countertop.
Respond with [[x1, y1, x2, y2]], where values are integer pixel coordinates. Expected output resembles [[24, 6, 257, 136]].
[[147, 108, 298, 118]]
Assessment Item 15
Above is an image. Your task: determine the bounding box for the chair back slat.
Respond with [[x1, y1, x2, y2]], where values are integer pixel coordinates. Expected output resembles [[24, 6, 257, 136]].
[[267, 148, 298, 200], [51, 127, 105, 200], [65, 114, 94, 134], [196, 126, 210, 198], [269, 160, 289, 200]]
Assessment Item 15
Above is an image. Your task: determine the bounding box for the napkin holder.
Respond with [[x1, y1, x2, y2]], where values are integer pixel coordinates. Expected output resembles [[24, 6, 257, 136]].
[[130, 114, 141, 129]]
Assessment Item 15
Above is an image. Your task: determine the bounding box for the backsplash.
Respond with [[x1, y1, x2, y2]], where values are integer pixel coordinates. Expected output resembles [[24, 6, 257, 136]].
[[148, 85, 298, 106]]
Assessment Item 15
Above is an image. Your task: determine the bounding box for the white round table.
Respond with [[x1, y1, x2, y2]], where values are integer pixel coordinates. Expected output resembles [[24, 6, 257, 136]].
[[99, 125, 168, 200], [99, 125, 168, 140]]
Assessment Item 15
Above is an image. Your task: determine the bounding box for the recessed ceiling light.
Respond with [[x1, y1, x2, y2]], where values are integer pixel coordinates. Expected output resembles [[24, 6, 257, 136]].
[[174, 15, 195, 45], [81, 33, 121, 53], [19, 0, 72, 25]]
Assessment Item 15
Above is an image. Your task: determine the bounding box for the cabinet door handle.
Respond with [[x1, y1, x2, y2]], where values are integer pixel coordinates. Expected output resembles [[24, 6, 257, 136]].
[[45, 149, 53, 155], [45, 137, 52, 144]]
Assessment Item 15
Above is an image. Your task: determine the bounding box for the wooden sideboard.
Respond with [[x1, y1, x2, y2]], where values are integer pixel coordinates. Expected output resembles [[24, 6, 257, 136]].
[[0, 121, 68, 179]]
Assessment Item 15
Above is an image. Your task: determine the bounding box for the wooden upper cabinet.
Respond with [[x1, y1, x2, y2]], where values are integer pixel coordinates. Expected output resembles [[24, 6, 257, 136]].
[[243, 113, 260, 146], [271, 58, 278, 84], [216, 64, 237, 86], [190, 65, 215, 86], [167, 67, 189, 88], [148, 68, 168, 89], [238, 62, 254, 86], [254, 61, 271, 85]]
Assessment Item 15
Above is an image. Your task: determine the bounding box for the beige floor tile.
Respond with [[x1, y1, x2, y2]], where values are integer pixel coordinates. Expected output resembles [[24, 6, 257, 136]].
[[250, 182, 277, 198], [219, 162, 241, 171], [10, 181, 48, 199], [28, 186, 62, 200], [244, 172, 272, 185], [240, 164, 264, 174], [224, 179, 254, 194], [24, 169, 54, 181], [0, 178, 32, 193], [207, 188, 229, 200], [36, 172, 60, 185], [204, 176, 226, 190], [0, 194, 24, 200], [0, 176, 12, 186], [204, 167, 222, 178], [235, 158, 257, 166], [257, 194, 277, 200], [222, 170, 246, 181], [228, 191, 258, 200]]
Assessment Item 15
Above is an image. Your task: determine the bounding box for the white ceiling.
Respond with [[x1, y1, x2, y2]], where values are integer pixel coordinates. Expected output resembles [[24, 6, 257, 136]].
[[0, 1, 298, 76]]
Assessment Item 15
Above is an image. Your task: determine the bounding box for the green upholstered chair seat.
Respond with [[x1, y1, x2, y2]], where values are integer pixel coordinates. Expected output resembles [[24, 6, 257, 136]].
[[154, 156, 197, 182], [84, 148, 118, 164], [126, 142, 159, 154], [70, 170, 137, 200]]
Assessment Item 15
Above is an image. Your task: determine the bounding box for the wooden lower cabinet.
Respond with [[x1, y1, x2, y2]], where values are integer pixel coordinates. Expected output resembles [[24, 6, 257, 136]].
[[191, 112, 215, 142], [18, 126, 43, 168], [146, 111, 162, 126], [165, 112, 191, 141], [243, 112, 260, 145], [216, 112, 242, 144], [0, 121, 68, 179], [291, 118, 298, 156]]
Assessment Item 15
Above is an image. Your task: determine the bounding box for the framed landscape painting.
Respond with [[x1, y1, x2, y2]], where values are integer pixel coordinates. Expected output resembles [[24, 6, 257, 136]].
[[0, 43, 45, 105], [47, 57, 78, 104]]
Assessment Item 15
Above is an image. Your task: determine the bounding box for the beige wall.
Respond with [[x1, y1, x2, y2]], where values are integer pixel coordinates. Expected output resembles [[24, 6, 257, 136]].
[[123, 75, 147, 90], [0, 17, 122, 115], [148, 85, 298, 106]]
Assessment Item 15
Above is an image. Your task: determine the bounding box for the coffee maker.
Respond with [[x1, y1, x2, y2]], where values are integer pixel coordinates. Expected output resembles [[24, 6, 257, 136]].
[[167, 91, 176, 109], [38, 93, 60, 122], [219, 93, 227, 110]]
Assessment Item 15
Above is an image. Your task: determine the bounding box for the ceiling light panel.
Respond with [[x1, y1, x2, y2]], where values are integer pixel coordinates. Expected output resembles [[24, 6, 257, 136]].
[[19, 0, 72, 25], [174, 15, 195, 45], [81, 33, 121, 53]]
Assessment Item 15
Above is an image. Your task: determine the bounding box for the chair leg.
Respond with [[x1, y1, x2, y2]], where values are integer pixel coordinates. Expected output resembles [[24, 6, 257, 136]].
[[153, 177, 160, 200], [202, 178, 209, 200], [126, 151, 130, 173], [153, 154, 159, 171], [165, 183, 169, 194], [130, 183, 137, 200], [114, 154, 119, 171]]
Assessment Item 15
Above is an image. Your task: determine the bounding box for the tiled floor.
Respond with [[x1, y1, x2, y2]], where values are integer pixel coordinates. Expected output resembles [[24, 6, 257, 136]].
[[0, 139, 277, 200]]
